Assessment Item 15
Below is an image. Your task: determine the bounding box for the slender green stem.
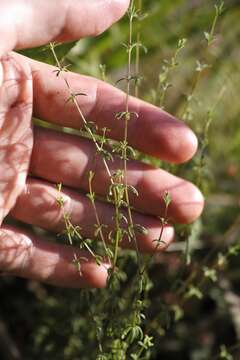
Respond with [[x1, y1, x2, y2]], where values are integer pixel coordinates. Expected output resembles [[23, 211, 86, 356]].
[[135, 0, 142, 98], [140, 200, 170, 276], [50, 42, 126, 271], [122, 1, 141, 269], [88, 173, 110, 262], [113, 189, 121, 267]]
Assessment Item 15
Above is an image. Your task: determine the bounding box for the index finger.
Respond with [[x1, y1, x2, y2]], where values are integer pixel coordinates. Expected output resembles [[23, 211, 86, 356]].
[[0, 0, 129, 56], [29, 57, 198, 163]]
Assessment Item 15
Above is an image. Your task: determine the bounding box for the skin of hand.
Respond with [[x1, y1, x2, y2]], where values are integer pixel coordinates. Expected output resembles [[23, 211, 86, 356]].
[[0, 0, 204, 288]]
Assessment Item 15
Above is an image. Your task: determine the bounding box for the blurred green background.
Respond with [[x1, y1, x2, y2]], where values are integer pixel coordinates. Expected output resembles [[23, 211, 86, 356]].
[[1, 0, 240, 359]]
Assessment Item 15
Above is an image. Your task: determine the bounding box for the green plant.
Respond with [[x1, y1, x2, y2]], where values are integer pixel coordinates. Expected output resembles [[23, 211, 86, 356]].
[[2, 1, 240, 359], [48, 1, 234, 359], [48, 1, 175, 358]]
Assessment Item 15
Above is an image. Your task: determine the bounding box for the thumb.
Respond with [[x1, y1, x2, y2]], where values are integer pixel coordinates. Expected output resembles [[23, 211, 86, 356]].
[[0, 0, 130, 56]]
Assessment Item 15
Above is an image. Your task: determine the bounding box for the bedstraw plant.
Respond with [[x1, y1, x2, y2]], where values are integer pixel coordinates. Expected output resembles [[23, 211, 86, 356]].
[[50, 1, 171, 358], [45, 1, 240, 359]]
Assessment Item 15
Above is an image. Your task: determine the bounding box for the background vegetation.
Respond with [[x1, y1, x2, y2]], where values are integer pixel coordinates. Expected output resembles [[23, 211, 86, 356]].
[[1, 0, 240, 359]]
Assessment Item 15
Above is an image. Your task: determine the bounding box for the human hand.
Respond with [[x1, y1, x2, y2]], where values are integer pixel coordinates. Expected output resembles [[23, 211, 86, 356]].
[[0, 0, 204, 288]]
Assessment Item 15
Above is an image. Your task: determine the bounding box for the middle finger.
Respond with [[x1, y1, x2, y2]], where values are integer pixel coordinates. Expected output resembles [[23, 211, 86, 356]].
[[30, 127, 204, 224]]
